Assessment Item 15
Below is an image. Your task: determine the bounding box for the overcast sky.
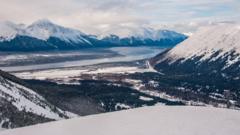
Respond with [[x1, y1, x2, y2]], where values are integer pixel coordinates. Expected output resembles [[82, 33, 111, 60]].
[[0, 0, 240, 35]]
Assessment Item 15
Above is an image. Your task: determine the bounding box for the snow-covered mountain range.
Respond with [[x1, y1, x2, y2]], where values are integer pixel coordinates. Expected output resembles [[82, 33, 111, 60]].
[[99, 28, 187, 46], [0, 19, 187, 51], [1, 106, 240, 135], [0, 19, 89, 43], [0, 70, 76, 130]]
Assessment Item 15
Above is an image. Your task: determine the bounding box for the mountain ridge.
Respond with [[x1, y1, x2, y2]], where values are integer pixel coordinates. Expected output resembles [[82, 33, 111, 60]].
[[150, 24, 240, 108], [0, 19, 187, 51], [153, 23, 240, 71]]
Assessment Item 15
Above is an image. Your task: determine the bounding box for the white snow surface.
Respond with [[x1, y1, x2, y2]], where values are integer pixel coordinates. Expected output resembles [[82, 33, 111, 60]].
[[1, 106, 240, 135], [157, 24, 240, 67]]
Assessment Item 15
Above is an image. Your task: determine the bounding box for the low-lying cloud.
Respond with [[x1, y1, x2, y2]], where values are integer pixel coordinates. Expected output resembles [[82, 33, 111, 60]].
[[0, 0, 239, 35]]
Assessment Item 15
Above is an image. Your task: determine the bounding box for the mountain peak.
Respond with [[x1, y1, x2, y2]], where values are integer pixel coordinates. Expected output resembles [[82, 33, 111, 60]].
[[0, 21, 24, 41], [26, 19, 86, 42]]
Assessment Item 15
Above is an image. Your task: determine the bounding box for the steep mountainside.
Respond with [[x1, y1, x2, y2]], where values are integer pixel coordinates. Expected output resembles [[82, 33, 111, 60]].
[[150, 24, 240, 107], [0, 70, 76, 130], [0, 20, 187, 51], [152, 24, 240, 78]]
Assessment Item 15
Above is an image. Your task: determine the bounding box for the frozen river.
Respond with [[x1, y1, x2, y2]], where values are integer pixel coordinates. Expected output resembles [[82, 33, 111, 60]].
[[0, 46, 166, 72]]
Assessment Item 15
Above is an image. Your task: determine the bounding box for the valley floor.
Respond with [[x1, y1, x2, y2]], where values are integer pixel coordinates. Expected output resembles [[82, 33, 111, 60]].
[[1, 105, 240, 135], [0, 46, 239, 131], [13, 59, 240, 109]]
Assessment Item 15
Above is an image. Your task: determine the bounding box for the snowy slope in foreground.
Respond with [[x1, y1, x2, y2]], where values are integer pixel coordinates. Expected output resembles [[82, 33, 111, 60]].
[[1, 106, 240, 135]]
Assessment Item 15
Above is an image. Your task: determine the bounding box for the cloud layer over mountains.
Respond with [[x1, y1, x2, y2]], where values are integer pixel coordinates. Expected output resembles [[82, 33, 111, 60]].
[[0, 0, 239, 36]]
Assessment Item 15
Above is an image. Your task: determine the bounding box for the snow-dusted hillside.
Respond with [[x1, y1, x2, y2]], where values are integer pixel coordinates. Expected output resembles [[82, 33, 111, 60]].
[[150, 23, 240, 108], [155, 23, 240, 68], [0, 70, 76, 130], [1, 106, 240, 135], [152, 23, 240, 79]]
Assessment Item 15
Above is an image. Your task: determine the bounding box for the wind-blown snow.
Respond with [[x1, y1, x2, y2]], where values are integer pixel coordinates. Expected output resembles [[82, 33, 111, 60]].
[[1, 106, 240, 135], [157, 24, 240, 67]]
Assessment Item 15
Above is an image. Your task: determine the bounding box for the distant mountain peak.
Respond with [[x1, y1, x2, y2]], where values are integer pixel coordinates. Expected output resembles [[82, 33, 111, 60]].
[[26, 19, 87, 42], [29, 19, 67, 30]]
